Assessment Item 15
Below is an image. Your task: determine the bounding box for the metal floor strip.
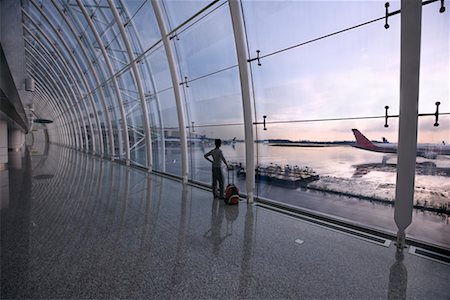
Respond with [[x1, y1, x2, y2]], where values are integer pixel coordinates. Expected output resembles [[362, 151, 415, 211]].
[[255, 202, 391, 248], [408, 246, 450, 266]]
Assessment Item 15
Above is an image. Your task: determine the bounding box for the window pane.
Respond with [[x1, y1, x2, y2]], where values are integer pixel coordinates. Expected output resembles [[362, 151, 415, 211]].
[[413, 4, 450, 248], [117, 68, 146, 166], [120, 0, 161, 55], [149, 88, 181, 176], [161, 0, 212, 31]]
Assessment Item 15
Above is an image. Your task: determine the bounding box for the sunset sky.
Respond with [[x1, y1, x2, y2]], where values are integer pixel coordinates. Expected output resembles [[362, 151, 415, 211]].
[[125, 0, 448, 144]]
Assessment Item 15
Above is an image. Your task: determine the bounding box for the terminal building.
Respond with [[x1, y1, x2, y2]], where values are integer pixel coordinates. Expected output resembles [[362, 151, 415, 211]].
[[1, 0, 449, 298]]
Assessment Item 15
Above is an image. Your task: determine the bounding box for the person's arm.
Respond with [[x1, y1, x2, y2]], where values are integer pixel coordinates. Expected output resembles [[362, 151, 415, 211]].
[[221, 153, 230, 169], [204, 151, 213, 163]]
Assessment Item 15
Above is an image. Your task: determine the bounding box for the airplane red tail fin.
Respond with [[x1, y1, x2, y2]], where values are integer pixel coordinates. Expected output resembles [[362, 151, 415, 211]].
[[352, 129, 376, 149]]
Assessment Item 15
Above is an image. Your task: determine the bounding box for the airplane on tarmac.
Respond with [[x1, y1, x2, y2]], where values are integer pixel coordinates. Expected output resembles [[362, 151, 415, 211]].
[[351, 129, 450, 159]]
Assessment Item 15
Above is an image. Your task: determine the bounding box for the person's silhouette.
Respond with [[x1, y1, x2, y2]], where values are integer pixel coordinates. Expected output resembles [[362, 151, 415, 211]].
[[204, 139, 230, 199]]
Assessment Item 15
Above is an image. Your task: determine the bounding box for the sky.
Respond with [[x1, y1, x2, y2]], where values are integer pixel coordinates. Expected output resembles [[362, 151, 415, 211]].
[[79, 0, 450, 144], [241, 0, 449, 143]]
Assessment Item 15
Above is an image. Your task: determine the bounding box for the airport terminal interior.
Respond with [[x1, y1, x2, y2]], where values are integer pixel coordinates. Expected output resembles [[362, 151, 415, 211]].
[[1, 0, 450, 298]]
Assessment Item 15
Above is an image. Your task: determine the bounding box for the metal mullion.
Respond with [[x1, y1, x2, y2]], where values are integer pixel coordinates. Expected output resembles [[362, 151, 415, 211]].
[[26, 51, 80, 149], [152, 0, 189, 181], [97, 46, 127, 54], [68, 1, 121, 156], [124, 102, 140, 118], [97, 17, 116, 40], [77, 0, 131, 164], [32, 88, 68, 146], [26, 49, 80, 150], [129, 127, 145, 138], [32, 92, 59, 136], [120, 90, 139, 102], [25, 43, 78, 137], [28, 62, 77, 148], [29, 84, 65, 145], [109, 0, 153, 168], [25, 66, 58, 117], [24, 33, 85, 150], [23, 18, 92, 153], [51, 0, 115, 158], [24, 60, 69, 146], [32, 91, 66, 146], [24, 13, 94, 154], [30, 0, 104, 156], [129, 136, 145, 152], [118, 0, 166, 171], [32, 96, 60, 145], [106, 51, 128, 66], [92, 7, 126, 62]]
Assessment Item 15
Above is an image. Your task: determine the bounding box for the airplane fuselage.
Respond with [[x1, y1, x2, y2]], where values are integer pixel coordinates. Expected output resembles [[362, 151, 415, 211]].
[[351, 129, 450, 159]]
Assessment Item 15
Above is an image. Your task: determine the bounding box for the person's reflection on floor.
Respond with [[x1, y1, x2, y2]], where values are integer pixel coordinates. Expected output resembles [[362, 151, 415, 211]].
[[204, 198, 226, 256], [388, 249, 408, 300]]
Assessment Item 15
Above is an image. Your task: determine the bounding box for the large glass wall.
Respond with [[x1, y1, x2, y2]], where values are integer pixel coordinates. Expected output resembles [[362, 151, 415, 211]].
[[239, 0, 449, 247], [242, 1, 403, 233], [139, 49, 182, 176], [20, 0, 449, 248], [164, 1, 246, 190], [412, 3, 449, 247]]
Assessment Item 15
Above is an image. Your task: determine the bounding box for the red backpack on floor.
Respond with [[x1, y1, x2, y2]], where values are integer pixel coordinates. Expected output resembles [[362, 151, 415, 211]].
[[225, 168, 239, 205]]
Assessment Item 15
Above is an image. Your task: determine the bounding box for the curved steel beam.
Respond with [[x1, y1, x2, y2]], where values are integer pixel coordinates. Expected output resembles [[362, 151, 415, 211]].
[[25, 45, 80, 148], [24, 39, 79, 148], [25, 54, 77, 148], [50, 0, 115, 158], [151, 0, 189, 182], [24, 36, 80, 149], [117, 0, 166, 171], [229, 0, 255, 203], [26, 76, 65, 145], [108, 0, 152, 169], [76, 0, 131, 164], [23, 10, 93, 153], [30, 0, 104, 156], [23, 24, 86, 150]]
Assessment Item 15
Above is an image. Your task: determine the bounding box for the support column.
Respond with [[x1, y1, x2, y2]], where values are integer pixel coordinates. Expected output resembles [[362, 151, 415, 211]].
[[229, 0, 255, 203], [0, 121, 8, 171], [152, 0, 189, 183], [394, 0, 422, 250], [8, 129, 25, 152]]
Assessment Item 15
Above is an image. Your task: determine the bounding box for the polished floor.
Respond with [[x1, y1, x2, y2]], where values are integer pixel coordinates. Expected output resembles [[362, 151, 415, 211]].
[[1, 145, 450, 299]]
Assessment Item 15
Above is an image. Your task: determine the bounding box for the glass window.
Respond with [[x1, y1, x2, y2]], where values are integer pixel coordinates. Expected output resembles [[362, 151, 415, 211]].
[[117, 68, 146, 165], [412, 4, 449, 248], [161, 0, 213, 31], [120, 0, 161, 55], [255, 119, 399, 233], [172, 3, 237, 80], [140, 45, 172, 93], [243, 1, 404, 235], [103, 80, 126, 160], [242, 1, 401, 56], [150, 88, 181, 176]]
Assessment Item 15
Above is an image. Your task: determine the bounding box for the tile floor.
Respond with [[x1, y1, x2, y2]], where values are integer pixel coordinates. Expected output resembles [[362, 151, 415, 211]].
[[1, 146, 449, 299]]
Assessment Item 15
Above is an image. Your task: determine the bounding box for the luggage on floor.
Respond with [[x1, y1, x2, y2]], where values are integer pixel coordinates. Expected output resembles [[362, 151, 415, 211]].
[[224, 167, 239, 205]]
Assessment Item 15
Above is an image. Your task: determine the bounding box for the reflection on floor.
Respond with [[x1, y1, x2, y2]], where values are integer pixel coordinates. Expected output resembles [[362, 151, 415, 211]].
[[1, 145, 449, 299]]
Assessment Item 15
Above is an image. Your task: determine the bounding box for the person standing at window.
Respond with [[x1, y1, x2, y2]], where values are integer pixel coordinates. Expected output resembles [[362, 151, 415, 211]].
[[204, 139, 230, 199]]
